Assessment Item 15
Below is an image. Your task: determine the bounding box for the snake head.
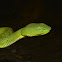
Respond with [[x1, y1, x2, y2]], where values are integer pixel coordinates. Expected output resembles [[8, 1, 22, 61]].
[[21, 23, 51, 37]]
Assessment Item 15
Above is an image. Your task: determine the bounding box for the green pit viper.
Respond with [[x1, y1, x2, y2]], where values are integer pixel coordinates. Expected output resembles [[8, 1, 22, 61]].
[[0, 23, 51, 48]]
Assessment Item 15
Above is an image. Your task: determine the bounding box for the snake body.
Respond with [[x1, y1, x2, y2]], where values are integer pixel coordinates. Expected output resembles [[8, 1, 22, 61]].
[[0, 23, 51, 48]]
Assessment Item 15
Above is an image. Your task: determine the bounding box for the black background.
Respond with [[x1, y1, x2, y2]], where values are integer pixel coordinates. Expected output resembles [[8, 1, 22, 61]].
[[0, 0, 62, 62]]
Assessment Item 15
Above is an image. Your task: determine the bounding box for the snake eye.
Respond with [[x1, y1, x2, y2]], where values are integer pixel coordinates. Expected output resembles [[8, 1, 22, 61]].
[[43, 28, 46, 31], [37, 27, 42, 30]]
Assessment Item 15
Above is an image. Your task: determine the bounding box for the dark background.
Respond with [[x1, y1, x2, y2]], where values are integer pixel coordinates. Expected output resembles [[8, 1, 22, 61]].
[[0, 0, 62, 62]]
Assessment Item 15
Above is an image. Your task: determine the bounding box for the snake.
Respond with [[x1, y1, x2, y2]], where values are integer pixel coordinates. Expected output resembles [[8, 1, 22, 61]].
[[0, 23, 51, 48]]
